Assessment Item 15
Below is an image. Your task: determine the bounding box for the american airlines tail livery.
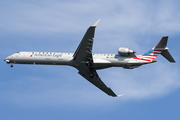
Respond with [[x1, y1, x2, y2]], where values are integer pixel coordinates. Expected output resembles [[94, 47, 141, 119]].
[[4, 19, 175, 97]]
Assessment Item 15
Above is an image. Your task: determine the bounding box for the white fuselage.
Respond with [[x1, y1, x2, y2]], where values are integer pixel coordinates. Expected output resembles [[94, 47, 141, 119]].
[[4, 51, 154, 69]]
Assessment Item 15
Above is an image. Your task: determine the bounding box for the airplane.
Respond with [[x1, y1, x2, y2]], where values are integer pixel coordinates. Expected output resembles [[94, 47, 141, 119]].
[[4, 19, 175, 97]]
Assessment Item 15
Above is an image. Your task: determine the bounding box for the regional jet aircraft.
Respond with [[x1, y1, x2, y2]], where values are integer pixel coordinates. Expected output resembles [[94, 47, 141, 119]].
[[4, 19, 175, 97]]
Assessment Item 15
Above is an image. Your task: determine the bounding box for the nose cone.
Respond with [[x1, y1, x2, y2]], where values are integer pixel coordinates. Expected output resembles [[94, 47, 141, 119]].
[[4, 56, 11, 63]]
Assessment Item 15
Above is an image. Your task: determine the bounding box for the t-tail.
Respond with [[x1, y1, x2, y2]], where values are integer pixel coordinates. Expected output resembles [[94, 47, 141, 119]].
[[135, 36, 175, 62]]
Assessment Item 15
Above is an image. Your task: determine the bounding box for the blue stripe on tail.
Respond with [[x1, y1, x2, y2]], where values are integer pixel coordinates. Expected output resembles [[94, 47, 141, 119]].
[[143, 49, 155, 56]]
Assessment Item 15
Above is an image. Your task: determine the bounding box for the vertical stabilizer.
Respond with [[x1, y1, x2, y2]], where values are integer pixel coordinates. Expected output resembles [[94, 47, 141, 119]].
[[154, 36, 175, 62], [142, 36, 175, 63], [155, 36, 168, 48]]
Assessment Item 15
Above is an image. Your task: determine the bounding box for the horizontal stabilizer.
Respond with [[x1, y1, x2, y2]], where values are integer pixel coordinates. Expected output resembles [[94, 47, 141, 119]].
[[161, 50, 175, 62]]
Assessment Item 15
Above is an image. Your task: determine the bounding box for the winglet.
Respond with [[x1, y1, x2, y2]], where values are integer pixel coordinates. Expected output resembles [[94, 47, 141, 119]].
[[117, 94, 124, 97], [91, 19, 101, 27]]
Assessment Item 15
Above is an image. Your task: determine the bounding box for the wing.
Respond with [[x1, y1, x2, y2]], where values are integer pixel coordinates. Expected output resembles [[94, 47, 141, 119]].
[[73, 19, 100, 62], [73, 20, 117, 97], [77, 66, 117, 97]]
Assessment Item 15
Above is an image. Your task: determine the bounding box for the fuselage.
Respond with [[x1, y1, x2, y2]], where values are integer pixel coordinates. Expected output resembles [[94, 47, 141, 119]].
[[4, 51, 155, 69]]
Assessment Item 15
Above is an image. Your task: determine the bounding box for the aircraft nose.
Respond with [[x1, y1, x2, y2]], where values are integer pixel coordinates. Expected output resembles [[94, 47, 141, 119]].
[[4, 56, 11, 63]]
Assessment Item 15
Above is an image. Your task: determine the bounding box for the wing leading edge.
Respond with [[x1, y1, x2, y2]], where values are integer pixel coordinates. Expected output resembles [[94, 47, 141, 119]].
[[73, 19, 118, 97]]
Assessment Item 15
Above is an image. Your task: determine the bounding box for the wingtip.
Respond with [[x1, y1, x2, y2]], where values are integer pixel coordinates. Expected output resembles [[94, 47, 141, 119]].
[[117, 94, 124, 97], [91, 19, 101, 27], [112, 94, 124, 97]]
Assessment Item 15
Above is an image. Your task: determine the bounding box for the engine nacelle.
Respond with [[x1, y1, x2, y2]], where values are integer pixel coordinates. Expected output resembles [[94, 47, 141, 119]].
[[118, 47, 135, 56]]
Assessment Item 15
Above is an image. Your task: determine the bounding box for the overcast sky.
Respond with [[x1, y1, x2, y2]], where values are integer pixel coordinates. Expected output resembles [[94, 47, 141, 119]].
[[1, 0, 180, 120]]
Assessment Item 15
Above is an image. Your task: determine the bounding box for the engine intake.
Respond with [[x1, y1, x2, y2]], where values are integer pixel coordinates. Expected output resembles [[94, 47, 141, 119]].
[[118, 47, 135, 56]]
